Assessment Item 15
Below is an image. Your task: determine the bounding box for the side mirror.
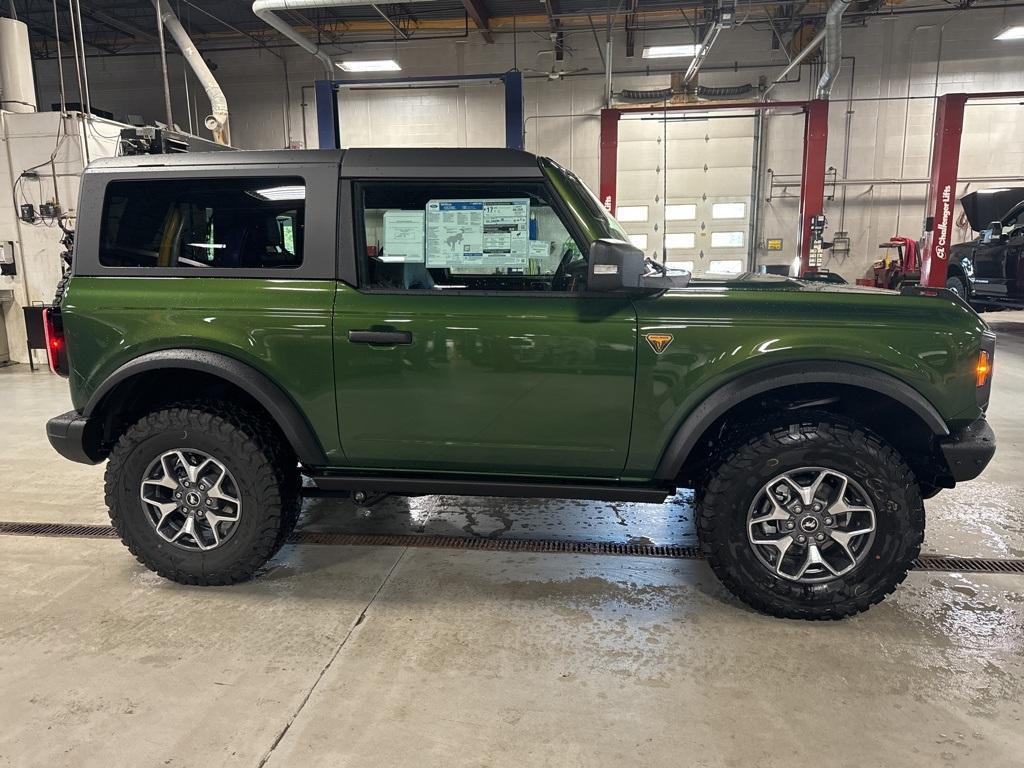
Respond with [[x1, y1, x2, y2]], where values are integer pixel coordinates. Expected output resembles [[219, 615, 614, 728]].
[[588, 238, 646, 292], [986, 221, 1004, 243]]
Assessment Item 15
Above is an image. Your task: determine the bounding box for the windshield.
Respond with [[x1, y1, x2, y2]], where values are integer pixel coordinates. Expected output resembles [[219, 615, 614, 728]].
[[539, 158, 629, 242]]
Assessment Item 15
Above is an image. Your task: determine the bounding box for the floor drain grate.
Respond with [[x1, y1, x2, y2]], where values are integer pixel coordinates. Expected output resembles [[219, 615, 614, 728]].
[[914, 554, 1024, 574], [2, 521, 1023, 574], [289, 531, 705, 559], [0, 521, 119, 539]]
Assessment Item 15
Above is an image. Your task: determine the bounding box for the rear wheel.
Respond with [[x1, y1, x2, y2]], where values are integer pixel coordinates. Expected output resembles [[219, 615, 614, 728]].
[[104, 403, 299, 585], [696, 416, 924, 620]]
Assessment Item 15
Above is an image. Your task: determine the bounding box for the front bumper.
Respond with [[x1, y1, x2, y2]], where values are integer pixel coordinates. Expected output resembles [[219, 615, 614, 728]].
[[939, 417, 996, 482], [46, 410, 104, 465]]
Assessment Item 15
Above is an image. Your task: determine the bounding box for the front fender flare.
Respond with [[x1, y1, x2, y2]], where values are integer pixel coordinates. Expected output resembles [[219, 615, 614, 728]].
[[84, 349, 328, 466], [653, 361, 949, 481]]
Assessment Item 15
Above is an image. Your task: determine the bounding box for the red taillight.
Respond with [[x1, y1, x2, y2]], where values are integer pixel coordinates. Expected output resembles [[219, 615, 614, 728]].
[[42, 307, 68, 377]]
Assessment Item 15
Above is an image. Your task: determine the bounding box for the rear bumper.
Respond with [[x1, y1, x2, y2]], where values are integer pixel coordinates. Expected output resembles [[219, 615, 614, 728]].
[[46, 410, 104, 465], [939, 417, 996, 482]]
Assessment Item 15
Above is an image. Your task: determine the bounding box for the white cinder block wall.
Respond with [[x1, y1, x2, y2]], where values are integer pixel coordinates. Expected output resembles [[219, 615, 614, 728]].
[[30, 7, 1024, 280]]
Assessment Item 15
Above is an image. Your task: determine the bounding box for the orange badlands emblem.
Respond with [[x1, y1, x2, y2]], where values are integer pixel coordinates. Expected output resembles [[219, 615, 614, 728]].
[[645, 333, 674, 354]]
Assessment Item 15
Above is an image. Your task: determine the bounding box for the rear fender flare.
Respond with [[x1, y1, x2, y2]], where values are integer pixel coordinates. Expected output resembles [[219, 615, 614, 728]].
[[84, 349, 328, 466]]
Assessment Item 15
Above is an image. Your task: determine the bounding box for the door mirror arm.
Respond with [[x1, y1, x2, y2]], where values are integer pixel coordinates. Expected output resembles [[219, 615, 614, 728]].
[[587, 239, 685, 294]]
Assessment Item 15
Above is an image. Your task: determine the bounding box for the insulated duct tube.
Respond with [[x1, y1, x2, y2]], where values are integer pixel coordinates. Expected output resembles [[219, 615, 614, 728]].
[[252, 0, 343, 74], [252, 0, 441, 75], [816, 0, 852, 100], [153, 0, 230, 144]]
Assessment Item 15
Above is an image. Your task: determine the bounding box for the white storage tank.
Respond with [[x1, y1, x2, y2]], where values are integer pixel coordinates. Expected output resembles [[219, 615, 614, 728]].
[[0, 17, 37, 113]]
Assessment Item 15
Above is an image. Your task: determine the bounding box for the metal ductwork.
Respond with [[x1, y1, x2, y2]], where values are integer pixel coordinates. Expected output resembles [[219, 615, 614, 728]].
[[252, 0, 343, 74], [683, 24, 722, 85], [815, 0, 852, 99], [252, 0, 445, 74], [153, 0, 230, 144], [0, 17, 37, 113]]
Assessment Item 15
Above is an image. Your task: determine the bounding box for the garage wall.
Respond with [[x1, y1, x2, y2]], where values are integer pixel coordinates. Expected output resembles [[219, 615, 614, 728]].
[[29, 8, 1024, 281]]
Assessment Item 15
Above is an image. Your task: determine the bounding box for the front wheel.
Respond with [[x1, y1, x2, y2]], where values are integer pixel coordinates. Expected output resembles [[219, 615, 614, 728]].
[[696, 417, 924, 620], [945, 274, 967, 298]]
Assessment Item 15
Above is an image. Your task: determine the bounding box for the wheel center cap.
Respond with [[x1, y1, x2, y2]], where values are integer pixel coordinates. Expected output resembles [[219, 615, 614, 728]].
[[184, 491, 202, 507], [799, 516, 820, 533]]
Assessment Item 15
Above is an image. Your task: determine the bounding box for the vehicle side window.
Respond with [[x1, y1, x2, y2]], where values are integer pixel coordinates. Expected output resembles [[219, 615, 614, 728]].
[[99, 177, 305, 269], [354, 180, 584, 293]]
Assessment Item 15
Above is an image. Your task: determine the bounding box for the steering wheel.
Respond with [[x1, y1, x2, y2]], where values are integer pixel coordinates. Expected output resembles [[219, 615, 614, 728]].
[[552, 247, 585, 291]]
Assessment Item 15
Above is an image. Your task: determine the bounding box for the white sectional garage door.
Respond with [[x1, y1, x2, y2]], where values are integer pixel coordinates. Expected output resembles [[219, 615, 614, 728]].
[[616, 112, 755, 277]]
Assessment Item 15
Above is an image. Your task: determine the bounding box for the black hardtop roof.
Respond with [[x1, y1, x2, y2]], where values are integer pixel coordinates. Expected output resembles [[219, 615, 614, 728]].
[[85, 147, 545, 178]]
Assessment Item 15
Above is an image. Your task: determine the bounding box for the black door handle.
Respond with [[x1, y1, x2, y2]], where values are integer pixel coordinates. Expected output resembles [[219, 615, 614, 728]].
[[347, 329, 413, 345]]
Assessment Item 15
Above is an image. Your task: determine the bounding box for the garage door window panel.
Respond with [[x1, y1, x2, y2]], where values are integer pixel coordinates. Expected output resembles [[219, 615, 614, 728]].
[[711, 231, 745, 249]]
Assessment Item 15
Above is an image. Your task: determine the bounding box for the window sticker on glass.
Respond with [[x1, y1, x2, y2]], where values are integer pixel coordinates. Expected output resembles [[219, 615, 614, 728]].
[[425, 199, 530, 269], [382, 210, 425, 263], [482, 198, 530, 265], [426, 200, 484, 266]]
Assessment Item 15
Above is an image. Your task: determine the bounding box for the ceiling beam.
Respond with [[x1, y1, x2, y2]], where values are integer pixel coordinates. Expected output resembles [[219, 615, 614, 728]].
[[370, 4, 411, 39], [461, 0, 493, 43], [624, 0, 639, 57], [27, 11, 121, 55], [81, 8, 157, 42], [545, 0, 563, 60]]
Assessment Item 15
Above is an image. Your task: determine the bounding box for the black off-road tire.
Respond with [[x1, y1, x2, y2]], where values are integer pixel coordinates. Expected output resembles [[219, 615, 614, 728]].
[[945, 275, 967, 299], [696, 416, 925, 620], [104, 402, 299, 585]]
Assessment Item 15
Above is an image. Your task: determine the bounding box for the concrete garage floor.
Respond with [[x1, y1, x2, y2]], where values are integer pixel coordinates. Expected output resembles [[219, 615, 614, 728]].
[[1, 317, 1023, 768]]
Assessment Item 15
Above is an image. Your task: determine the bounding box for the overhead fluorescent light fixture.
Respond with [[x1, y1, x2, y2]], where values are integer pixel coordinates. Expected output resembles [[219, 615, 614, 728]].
[[978, 188, 1011, 194], [251, 185, 305, 201], [995, 26, 1024, 40], [642, 44, 701, 59], [336, 59, 402, 72]]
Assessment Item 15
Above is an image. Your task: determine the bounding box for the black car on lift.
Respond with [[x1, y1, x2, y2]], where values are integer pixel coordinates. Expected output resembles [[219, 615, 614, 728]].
[[947, 189, 1024, 306]]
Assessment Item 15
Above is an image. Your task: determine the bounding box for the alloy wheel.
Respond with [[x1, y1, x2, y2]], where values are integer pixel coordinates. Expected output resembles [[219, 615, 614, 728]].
[[746, 467, 876, 583], [140, 449, 242, 551]]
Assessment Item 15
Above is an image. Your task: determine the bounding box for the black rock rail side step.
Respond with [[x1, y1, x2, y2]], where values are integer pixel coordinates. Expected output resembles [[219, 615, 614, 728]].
[[306, 474, 674, 503], [2, 521, 1024, 574]]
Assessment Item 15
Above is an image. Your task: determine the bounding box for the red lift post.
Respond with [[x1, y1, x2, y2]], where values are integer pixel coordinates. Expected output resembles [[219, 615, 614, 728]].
[[598, 99, 829, 275], [918, 91, 1024, 288], [919, 93, 967, 288]]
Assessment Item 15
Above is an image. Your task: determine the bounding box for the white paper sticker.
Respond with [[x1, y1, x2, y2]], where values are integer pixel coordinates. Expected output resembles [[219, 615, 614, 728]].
[[529, 240, 552, 260], [425, 198, 530, 269], [426, 200, 484, 267], [382, 210, 425, 263]]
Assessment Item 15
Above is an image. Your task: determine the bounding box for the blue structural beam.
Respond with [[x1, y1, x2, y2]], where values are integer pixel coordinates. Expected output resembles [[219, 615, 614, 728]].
[[502, 70, 524, 151], [313, 72, 525, 151], [314, 80, 339, 149]]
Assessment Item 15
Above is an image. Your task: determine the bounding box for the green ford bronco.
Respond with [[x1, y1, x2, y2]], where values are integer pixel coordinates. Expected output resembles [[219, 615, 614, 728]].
[[45, 148, 996, 619]]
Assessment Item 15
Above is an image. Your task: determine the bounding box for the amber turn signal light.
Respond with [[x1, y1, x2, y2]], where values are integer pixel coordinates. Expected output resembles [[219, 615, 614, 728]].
[[976, 350, 992, 388]]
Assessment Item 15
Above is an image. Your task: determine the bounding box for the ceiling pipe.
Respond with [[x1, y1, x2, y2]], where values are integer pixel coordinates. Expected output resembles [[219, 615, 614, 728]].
[[815, 0, 852, 99], [762, 26, 825, 98], [683, 23, 721, 84], [252, 0, 346, 75], [153, 0, 230, 144]]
